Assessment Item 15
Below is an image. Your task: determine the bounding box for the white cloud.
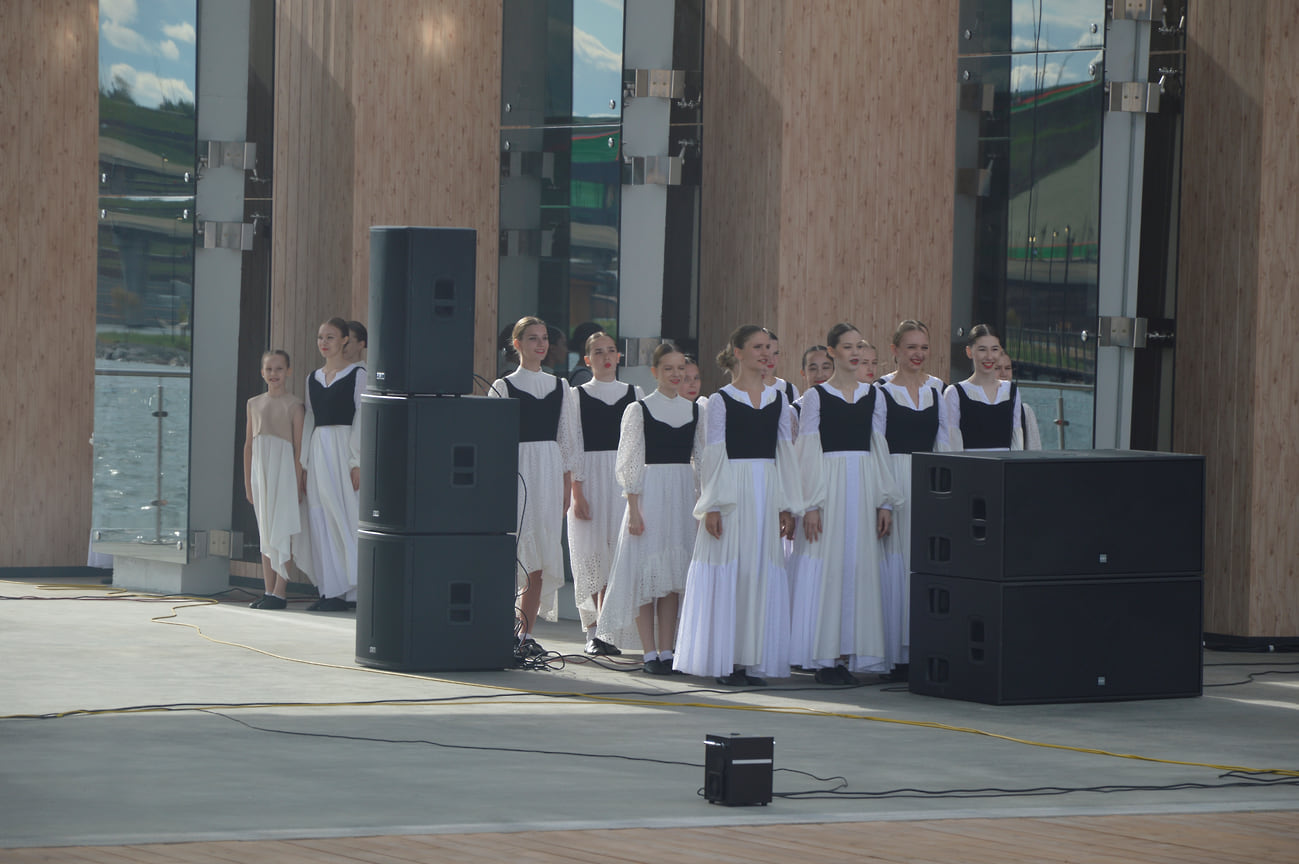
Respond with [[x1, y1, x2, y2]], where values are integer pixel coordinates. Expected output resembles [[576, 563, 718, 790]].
[[162, 22, 196, 44], [109, 62, 194, 107], [158, 39, 179, 60], [102, 18, 156, 55], [573, 27, 621, 74], [100, 0, 138, 26]]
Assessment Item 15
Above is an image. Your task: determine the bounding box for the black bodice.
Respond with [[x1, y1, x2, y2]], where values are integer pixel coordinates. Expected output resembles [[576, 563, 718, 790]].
[[719, 390, 782, 460], [643, 401, 699, 465], [308, 367, 360, 427], [815, 384, 876, 453], [955, 382, 1016, 449], [579, 383, 636, 452], [881, 384, 941, 455], [505, 377, 564, 443]]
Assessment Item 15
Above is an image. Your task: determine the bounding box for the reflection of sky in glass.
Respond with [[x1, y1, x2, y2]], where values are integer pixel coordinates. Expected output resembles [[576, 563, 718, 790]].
[[1010, 0, 1105, 55], [99, 0, 197, 107], [572, 0, 623, 120], [1010, 48, 1104, 93]]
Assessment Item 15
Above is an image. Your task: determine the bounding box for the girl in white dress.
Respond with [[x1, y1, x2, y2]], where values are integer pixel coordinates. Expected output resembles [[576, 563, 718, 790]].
[[243, 349, 308, 610], [944, 324, 1024, 452], [800, 344, 834, 392], [789, 324, 903, 682], [995, 353, 1042, 450], [301, 318, 365, 612], [874, 320, 950, 675], [674, 325, 800, 685], [568, 331, 643, 655], [598, 344, 702, 674], [488, 317, 577, 656]]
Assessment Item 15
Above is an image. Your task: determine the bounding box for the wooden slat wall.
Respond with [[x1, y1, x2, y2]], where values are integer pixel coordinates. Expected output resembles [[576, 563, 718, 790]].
[[0, 0, 98, 566], [700, 0, 956, 391], [271, 0, 355, 395], [1177, 0, 1298, 637], [350, 1, 502, 381]]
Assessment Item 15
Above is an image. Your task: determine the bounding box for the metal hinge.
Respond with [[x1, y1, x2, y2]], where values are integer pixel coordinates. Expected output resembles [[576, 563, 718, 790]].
[[1082, 316, 1176, 348], [1111, 0, 1157, 22], [1106, 81, 1161, 113]]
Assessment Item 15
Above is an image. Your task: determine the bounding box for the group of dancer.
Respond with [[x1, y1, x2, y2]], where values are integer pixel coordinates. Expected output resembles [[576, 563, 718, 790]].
[[241, 317, 368, 612], [493, 316, 1039, 685]]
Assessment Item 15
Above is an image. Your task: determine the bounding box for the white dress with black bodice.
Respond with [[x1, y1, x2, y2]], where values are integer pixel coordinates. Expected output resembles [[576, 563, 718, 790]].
[[873, 374, 950, 667], [567, 379, 643, 630], [597, 391, 703, 649], [788, 383, 903, 672], [673, 384, 800, 679], [301, 363, 365, 601], [488, 367, 577, 623], [944, 379, 1024, 451]]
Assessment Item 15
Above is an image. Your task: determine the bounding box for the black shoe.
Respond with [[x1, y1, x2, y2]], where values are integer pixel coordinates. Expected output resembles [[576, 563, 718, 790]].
[[313, 596, 350, 612], [306, 597, 324, 611], [835, 664, 858, 685], [814, 667, 841, 684], [258, 595, 287, 610], [585, 637, 621, 656], [515, 637, 545, 658], [249, 594, 268, 609], [643, 659, 663, 675], [716, 670, 767, 687]]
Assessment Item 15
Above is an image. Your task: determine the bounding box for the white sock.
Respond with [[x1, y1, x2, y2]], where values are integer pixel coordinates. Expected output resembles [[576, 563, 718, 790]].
[[586, 625, 597, 639], [644, 650, 658, 661], [659, 649, 673, 661]]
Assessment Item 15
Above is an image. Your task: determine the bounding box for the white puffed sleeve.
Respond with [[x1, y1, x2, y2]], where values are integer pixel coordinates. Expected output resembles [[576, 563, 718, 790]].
[[614, 401, 646, 496], [933, 382, 953, 452], [692, 398, 707, 502], [1023, 401, 1043, 450], [870, 426, 904, 510], [692, 392, 737, 519], [774, 393, 801, 513], [299, 372, 315, 470], [347, 366, 367, 470], [793, 387, 826, 516], [1009, 385, 1024, 451], [557, 379, 578, 473], [486, 378, 507, 398], [944, 384, 964, 451], [568, 386, 587, 481]]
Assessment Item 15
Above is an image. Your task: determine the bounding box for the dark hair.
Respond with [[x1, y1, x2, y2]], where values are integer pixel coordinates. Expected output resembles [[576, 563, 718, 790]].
[[682, 353, 699, 368], [347, 320, 368, 345], [570, 321, 604, 353], [261, 348, 291, 367], [764, 328, 779, 341], [826, 322, 860, 349], [966, 323, 998, 346], [801, 344, 829, 368], [716, 324, 765, 371], [585, 330, 616, 355], [323, 317, 349, 339], [892, 319, 928, 347], [651, 341, 684, 368]]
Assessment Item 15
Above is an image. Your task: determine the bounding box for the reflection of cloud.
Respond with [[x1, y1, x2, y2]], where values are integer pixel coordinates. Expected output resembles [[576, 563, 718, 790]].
[[590, 0, 623, 11], [109, 63, 194, 106], [158, 39, 179, 60], [573, 27, 621, 74], [103, 18, 157, 55], [1010, 49, 1103, 93], [101, 0, 139, 25], [162, 22, 196, 44]]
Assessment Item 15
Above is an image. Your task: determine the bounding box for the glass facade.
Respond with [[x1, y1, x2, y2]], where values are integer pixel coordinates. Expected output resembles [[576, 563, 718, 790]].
[[94, 0, 198, 543], [500, 0, 625, 378], [953, 0, 1106, 448]]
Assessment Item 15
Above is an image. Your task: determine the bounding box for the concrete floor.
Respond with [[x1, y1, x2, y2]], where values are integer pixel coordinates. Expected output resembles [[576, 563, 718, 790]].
[[2, 576, 1298, 849]]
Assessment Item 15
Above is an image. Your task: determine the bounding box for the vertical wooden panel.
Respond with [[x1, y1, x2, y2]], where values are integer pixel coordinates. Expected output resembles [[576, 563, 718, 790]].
[[349, 0, 502, 383], [1248, 0, 1299, 637], [0, 0, 98, 566], [700, 0, 955, 391]]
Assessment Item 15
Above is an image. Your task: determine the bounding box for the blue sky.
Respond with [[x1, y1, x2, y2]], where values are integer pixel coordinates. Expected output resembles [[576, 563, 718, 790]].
[[572, 0, 623, 119], [99, 0, 197, 107]]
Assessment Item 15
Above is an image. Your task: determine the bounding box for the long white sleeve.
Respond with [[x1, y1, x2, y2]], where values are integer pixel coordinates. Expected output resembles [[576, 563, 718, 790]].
[[300, 372, 315, 470], [347, 366, 367, 470], [793, 387, 827, 516], [614, 402, 646, 495], [693, 392, 736, 519]]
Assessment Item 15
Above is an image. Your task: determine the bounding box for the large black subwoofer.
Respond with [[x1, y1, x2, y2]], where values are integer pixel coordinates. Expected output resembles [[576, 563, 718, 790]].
[[909, 572, 1203, 704], [367, 226, 476, 395]]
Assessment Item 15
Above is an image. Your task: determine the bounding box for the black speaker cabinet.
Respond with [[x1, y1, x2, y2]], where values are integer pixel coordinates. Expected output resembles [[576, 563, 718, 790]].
[[368, 226, 476, 395], [358, 393, 517, 535], [704, 734, 773, 806], [356, 531, 517, 671], [909, 573, 1203, 704], [911, 450, 1204, 580]]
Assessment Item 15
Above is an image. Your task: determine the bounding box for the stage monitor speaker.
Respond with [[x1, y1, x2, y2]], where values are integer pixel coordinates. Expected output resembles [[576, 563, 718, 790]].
[[911, 450, 1204, 580], [356, 531, 516, 671], [704, 734, 773, 806], [368, 226, 476, 395], [359, 393, 517, 535], [909, 572, 1203, 704]]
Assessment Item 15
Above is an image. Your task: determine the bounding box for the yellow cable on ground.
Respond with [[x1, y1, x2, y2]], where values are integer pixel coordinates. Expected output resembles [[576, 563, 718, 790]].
[[4, 580, 1298, 778]]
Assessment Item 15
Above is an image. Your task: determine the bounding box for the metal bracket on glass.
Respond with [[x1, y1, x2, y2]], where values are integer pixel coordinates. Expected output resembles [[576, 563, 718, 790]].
[[623, 69, 687, 100], [623, 155, 683, 186], [1083, 316, 1176, 348], [201, 140, 257, 171], [956, 166, 993, 198], [1111, 0, 1157, 21], [958, 82, 995, 114], [198, 221, 255, 251], [1106, 81, 1161, 113], [622, 336, 662, 366]]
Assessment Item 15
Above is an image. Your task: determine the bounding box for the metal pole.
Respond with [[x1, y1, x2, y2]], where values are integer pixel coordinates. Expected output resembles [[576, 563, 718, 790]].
[[1057, 394, 1066, 450], [151, 384, 167, 543]]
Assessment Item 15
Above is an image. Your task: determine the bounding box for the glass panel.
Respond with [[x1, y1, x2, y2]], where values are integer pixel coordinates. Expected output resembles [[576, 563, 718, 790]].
[[953, 47, 1101, 448], [572, 0, 624, 123], [959, 0, 1105, 56], [95, 0, 197, 543]]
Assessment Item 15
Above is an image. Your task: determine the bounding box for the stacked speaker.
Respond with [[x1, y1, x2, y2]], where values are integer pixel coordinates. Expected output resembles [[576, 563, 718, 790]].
[[356, 227, 519, 671], [907, 449, 1205, 705]]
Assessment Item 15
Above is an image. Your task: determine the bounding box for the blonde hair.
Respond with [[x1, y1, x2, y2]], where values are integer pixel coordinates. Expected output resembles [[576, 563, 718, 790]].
[[892, 319, 928, 347], [716, 324, 764, 372], [512, 316, 547, 344]]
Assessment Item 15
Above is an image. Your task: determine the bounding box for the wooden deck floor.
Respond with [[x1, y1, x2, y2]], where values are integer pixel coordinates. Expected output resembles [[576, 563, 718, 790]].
[[4, 812, 1296, 864]]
